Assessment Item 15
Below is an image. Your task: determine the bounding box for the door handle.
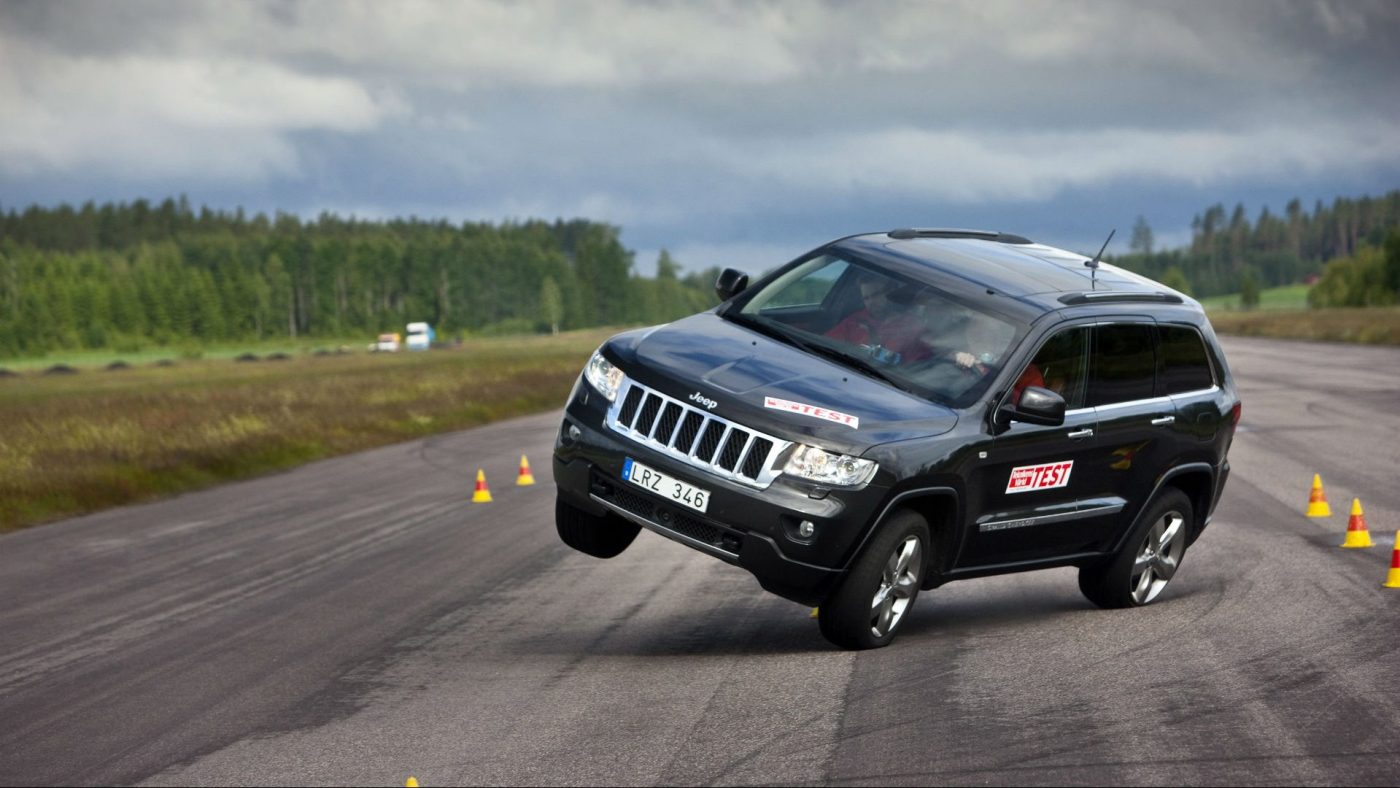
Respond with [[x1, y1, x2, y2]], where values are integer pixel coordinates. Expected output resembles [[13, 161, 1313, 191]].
[[1067, 428, 1094, 439], [1151, 416, 1176, 426]]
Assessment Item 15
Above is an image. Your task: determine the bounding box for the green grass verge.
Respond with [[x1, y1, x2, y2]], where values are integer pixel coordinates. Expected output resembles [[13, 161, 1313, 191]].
[[0, 336, 379, 371], [0, 329, 614, 532], [1208, 306, 1400, 345], [1200, 284, 1312, 312]]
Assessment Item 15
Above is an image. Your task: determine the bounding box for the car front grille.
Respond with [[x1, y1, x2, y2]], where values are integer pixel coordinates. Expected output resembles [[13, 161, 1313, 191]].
[[606, 379, 790, 488]]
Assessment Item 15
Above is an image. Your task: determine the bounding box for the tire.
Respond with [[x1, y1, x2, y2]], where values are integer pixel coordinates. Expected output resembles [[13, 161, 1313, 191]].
[[1079, 488, 1192, 609], [556, 495, 640, 559], [819, 510, 930, 650]]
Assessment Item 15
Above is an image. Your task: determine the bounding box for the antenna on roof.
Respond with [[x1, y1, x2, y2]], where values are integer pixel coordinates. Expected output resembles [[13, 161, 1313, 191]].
[[1085, 229, 1115, 290]]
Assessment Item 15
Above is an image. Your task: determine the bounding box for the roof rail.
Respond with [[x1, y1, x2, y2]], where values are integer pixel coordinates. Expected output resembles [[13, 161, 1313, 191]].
[[1058, 291, 1184, 305], [887, 228, 1033, 244]]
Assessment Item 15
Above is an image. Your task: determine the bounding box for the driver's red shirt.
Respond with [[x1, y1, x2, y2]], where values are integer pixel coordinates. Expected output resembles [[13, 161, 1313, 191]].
[[826, 310, 930, 360]]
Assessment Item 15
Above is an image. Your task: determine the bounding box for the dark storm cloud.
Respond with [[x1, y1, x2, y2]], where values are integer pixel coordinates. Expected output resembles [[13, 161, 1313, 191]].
[[2, 0, 1398, 271]]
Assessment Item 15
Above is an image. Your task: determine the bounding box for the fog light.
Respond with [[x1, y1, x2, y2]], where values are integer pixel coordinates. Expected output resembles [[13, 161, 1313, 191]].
[[568, 424, 582, 443], [798, 520, 816, 538]]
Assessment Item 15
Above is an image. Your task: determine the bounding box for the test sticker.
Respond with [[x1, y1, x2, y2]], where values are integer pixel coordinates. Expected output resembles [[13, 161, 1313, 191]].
[[763, 396, 860, 429], [1005, 460, 1074, 494]]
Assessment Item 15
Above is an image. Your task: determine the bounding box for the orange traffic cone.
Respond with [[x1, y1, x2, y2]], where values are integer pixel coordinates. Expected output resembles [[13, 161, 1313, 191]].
[[517, 455, 536, 486], [1305, 474, 1331, 517], [1341, 498, 1374, 548], [1384, 532, 1400, 588], [472, 469, 493, 503]]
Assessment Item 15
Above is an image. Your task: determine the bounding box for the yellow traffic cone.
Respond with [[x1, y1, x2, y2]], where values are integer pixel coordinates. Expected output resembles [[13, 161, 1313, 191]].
[[1341, 499, 1374, 548], [406, 778, 420, 788], [1305, 474, 1331, 517], [472, 469, 493, 503], [1384, 532, 1400, 588], [517, 455, 536, 486]]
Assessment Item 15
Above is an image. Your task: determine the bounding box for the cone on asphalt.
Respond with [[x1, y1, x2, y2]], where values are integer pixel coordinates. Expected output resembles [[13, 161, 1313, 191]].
[[406, 779, 420, 788], [1341, 498, 1375, 548], [1384, 532, 1400, 589], [472, 469, 493, 503], [517, 454, 536, 486], [1305, 474, 1331, 517]]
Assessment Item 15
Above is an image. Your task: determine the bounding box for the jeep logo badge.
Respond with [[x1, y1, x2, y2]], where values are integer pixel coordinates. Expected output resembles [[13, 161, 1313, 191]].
[[688, 392, 718, 410]]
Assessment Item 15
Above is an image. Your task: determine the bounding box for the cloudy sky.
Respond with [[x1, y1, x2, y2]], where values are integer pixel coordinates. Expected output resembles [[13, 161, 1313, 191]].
[[2, 0, 1398, 274]]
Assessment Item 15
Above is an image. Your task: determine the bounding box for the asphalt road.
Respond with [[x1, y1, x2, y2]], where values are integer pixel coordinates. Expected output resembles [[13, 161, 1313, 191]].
[[2, 335, 1398, 787]]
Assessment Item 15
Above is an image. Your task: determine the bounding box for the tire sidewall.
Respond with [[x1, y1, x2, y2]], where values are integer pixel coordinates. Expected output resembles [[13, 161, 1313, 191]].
[[821, 510, 931, 649], [1103, 487, 1193, 608]]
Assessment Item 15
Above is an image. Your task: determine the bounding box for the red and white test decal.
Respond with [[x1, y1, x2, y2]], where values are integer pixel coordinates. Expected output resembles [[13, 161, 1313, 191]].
[[1005, 460, 1074, 494], [763, 396, 860, 429]]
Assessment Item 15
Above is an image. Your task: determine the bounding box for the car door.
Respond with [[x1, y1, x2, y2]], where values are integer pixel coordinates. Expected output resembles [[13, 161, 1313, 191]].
[[1070, 320, 1177, 552], [959, 323, 1100, 567], [1157, 323, 1223, 444]]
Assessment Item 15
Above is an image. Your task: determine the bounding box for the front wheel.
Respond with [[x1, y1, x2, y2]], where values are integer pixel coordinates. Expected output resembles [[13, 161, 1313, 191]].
[[556, 495, 640, 559], [819, 510, 930, 649], [1079, 488, 1192, 609]]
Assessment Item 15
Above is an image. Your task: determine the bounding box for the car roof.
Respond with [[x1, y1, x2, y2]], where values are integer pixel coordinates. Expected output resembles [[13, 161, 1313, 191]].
[[834, 231, 1194, 316]]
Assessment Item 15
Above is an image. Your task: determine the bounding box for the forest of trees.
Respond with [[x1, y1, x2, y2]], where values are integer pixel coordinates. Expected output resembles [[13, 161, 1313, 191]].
[[4, 189, 1400, 357], [0, 198, 720, 357], [1111, 189, 1400, 300]]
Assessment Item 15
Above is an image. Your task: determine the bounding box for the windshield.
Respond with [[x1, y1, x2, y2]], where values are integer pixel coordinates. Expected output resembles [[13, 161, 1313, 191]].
[[731, 253, 1025, 406]]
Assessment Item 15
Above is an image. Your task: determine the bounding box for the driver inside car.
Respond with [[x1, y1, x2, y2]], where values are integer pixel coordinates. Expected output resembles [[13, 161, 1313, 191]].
[[825, 273, 931, 364]]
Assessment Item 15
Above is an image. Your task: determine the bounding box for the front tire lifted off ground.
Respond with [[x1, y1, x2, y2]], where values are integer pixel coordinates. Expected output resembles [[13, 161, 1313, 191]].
[[556, 496, 640, 559]]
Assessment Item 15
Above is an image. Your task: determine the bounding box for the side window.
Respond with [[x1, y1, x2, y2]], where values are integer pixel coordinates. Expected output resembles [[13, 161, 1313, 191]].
[[1088, 324, 1156, 406], [1157, 325, 1215, 395], [758, 257, 849, 309], [1024, 327, 1090, 410]]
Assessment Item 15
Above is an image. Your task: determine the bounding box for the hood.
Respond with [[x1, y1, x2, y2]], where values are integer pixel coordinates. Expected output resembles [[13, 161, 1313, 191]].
[[609, 312, 958, 454]]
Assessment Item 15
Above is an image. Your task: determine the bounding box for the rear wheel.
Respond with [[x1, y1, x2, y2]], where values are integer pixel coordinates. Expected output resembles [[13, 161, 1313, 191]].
[[556, 496, 640, 559], [819, 510, 930, 650], [1079, 488, 1191, 609]]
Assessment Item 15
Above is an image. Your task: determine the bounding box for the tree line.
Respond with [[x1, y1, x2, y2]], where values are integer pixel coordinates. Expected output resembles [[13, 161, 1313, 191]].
[[0, 198, 720, 357], [1112, 189, 1400, 302]]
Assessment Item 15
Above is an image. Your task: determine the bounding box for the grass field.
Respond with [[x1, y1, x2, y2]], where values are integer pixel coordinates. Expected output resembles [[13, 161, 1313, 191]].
[[0, 329, 612, 532], [1207, 306, 1400, 345], [0, 336, 377, 372], [1199, 284, 1312, 312]]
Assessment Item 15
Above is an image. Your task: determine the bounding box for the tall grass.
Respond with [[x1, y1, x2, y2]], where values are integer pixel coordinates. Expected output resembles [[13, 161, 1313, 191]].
[[1208, 306, 1400, 345], [0, 330, 612, 532]]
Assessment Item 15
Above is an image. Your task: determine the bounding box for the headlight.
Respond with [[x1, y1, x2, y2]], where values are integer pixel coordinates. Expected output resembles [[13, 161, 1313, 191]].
[[783, 444, 877, 486], [583, 349, 625, 401]]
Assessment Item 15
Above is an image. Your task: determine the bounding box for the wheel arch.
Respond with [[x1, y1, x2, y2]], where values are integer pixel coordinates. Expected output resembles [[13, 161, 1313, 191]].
[[841, 487, 959, 585], [1110, 462, 1215, 554]]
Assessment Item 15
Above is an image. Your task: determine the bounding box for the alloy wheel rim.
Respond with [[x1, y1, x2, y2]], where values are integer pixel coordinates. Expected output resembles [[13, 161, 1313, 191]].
[[1130, 510, 1186, 605], [870, 535, 922, 638]]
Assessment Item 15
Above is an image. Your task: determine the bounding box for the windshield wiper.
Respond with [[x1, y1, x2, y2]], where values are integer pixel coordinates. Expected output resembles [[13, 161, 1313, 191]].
[[731, 313, 911, 392], [795, 337, 911, 391]]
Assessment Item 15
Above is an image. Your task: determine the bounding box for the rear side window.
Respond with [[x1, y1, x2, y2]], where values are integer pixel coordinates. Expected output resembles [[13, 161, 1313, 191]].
[[1088, 324, 1156, 406], [1157, 325, 1214, 394]]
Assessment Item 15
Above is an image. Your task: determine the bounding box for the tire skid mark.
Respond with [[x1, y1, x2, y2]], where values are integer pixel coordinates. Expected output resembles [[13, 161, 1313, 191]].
[[0, 496, 433, 670], [0, 499, 459, 694]]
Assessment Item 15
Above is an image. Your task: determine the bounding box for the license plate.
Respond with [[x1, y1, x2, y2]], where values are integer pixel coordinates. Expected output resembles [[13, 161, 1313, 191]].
[[622, 457, 710, 513]]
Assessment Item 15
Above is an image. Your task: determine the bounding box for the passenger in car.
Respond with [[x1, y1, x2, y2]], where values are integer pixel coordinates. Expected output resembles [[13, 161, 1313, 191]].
[[947, 312, 1044, 405]]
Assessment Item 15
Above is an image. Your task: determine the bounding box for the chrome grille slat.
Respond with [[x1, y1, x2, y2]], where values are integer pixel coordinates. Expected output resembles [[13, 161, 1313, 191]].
[[636, 393, 662, 435], [604, 377, 792, 489], [695, 420, 725, 462]]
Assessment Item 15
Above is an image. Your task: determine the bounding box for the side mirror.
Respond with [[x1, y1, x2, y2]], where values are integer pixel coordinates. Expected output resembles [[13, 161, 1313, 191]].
[[996, 386, 1066, 428], [715, 268, 749, 302]]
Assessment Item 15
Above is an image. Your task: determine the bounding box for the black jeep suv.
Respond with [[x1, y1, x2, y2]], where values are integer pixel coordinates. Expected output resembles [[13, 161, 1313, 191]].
[[553, 229, 1239, 649]]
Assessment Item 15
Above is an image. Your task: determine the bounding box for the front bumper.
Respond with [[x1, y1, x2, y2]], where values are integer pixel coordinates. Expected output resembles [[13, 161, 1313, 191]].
[[553, 380, 887, 606]]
